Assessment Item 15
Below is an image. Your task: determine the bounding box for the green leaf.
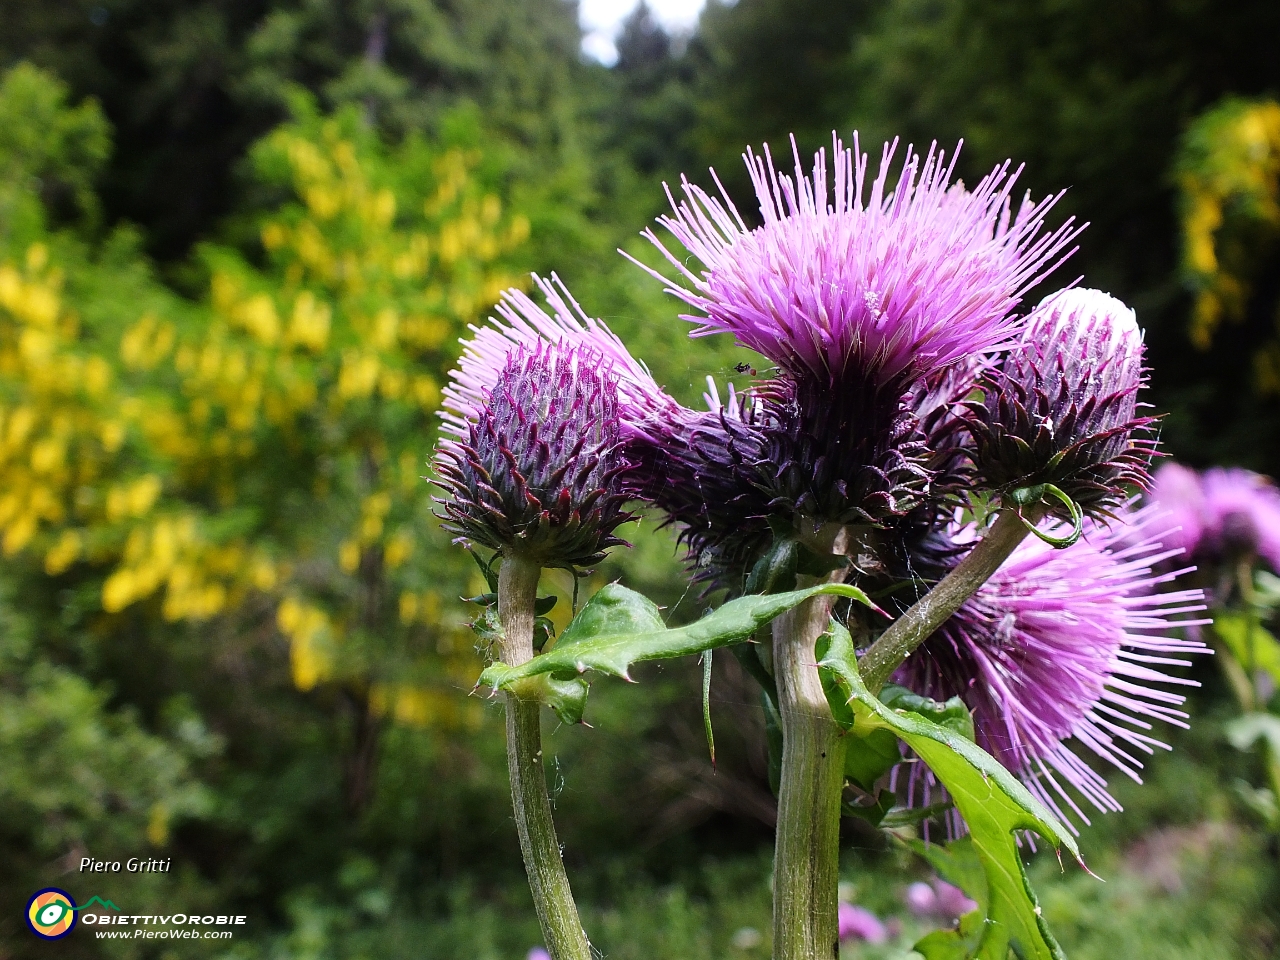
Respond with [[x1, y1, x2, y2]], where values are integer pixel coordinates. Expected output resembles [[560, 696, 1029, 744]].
[[517, 674, 590, 726], [841, 791, 896, 826], [1226, 712, 1280, 755], [880, 685, 976, 742], [470, 606, 503, 654], [843, 727, 901, 792], [879, 801, 954, 830], [477, 582, 876, 711], [817, 621, 1080, 960], [1213, 611, 1280, 686]]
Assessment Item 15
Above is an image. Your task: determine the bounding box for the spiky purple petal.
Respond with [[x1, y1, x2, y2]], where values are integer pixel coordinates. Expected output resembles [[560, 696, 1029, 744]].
[[441, 273, 679, 441], [632, 134, 1081, 389], [892, 504, 1208, 831]]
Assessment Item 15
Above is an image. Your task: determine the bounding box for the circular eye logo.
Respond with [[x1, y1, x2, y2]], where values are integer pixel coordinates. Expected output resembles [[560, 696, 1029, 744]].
[[27, 889, 78, 939]]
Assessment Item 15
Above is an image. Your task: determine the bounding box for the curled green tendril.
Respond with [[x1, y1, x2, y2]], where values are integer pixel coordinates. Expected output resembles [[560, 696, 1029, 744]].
[[1008, 483, 1083, 548]]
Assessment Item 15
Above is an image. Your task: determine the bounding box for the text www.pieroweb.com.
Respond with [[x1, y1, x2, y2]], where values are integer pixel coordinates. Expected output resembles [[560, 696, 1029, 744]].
[[86, 914, 246, 939]]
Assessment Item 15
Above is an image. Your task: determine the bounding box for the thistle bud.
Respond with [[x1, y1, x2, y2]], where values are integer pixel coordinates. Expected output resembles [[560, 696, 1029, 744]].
[[624, 380, 776, 592], [434, 343, 632, 567], [966, 288, 1155, 516]]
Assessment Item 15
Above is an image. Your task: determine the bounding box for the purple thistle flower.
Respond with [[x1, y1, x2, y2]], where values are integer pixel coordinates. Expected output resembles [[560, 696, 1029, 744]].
[[838, 903, 888, 944], [441, 272, 678, 442], [965, 288, 1157, 518], [434, 342, 633, 567], [893, 504, 1208, 830], [631, 134, 1080, 390], [1150, 462, 1280, 571]]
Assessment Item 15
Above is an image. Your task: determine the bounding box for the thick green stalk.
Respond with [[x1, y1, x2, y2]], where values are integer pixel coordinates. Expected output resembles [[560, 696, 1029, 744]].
[[858, 508, 1034, 693], [772, 573, 846, 960], [497, 556, 591, 960]]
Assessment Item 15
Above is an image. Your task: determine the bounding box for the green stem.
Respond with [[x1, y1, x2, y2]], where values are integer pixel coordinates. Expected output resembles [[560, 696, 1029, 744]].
[[498, 556, 591, 960], [772, 572, 846, 960], [858, 508, 1036, 693]]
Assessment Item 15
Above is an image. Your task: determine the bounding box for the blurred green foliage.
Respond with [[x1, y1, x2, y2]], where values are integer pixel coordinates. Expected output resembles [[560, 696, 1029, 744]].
[[0, 1, 1279, 957]]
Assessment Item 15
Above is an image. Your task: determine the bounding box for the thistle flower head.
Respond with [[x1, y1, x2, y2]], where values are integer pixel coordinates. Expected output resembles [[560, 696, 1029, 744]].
[[1150, 462, 1280, 569], [633, 134, 1080, 391], [893, 504, 1207, 830], [434, 342, 633, 567], [966, 288, 1156, 517], [761, 375, 933, 525], [624, 378, 776, 592], [441, 273, 678, 441]]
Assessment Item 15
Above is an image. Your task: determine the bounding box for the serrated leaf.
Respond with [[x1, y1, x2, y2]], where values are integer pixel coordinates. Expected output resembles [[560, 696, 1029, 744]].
[[470, 605, 503, 650], [881, 685, 976, 742], [511, 674, 589, 725], [830, 686, 972, 795], [817, 621, 1080, 960], [477, 582, 876, 709]]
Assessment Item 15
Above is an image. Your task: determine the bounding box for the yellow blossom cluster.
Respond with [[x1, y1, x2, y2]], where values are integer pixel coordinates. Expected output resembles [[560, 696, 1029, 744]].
[[2, 109, 528, 729], [1178, 99, 1280, 362], [0, 245, 130, 559]]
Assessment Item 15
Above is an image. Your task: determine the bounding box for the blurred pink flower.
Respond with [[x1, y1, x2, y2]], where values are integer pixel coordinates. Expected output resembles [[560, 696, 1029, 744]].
[[932, 880, 978, 918], [1150, 463, 1280, 570], [903, 879, 977, 920], [904, 881, 937, 916], [838, 902, 888, 943], [526, 949, 551, 960]]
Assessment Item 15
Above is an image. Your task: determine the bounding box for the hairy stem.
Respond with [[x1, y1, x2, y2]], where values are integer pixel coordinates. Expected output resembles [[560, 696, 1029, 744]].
[[772, 571, 847, 960], [858, 508, 1035, 693], [498, 556, 591, 960]]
